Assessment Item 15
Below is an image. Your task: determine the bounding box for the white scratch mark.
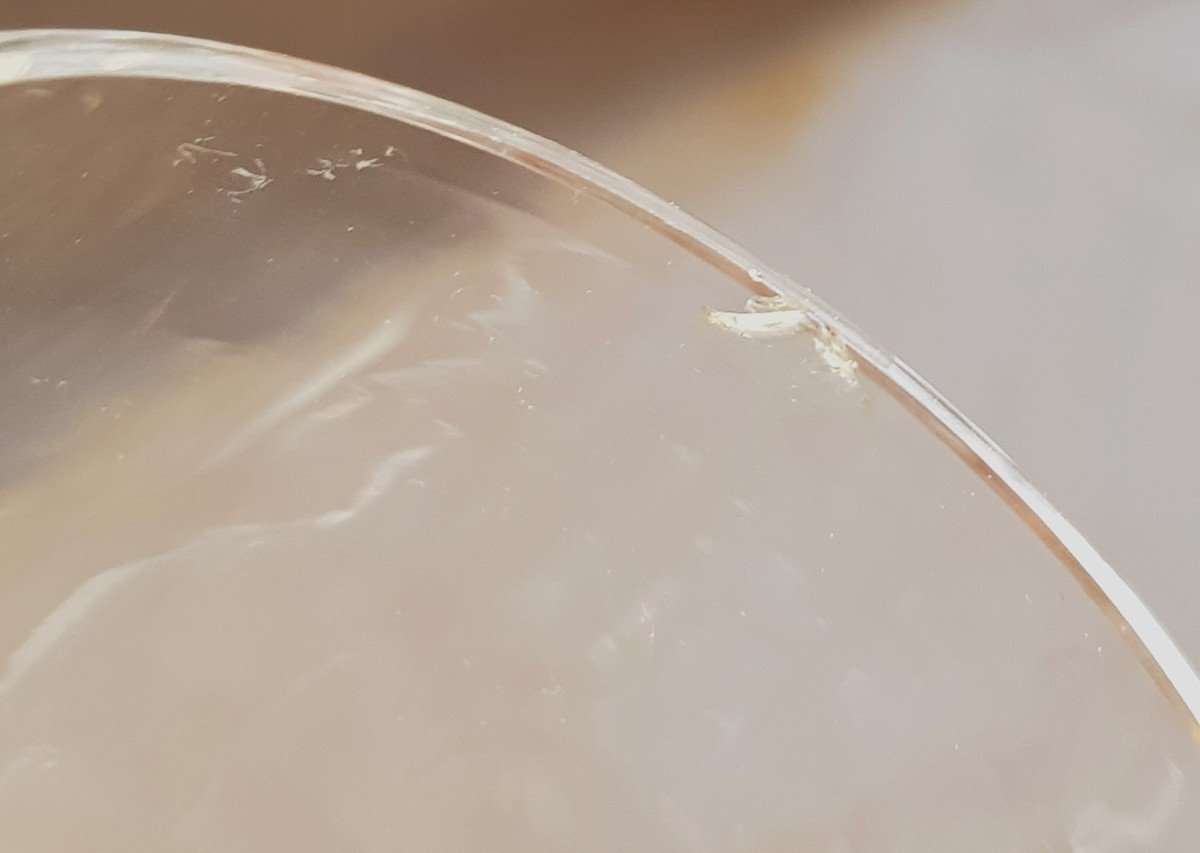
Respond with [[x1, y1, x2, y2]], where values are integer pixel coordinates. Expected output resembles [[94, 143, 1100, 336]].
[[669, 443, 702, 468], [747, 268, 772, 286], [308, 390, 372, 424], [640, 601, 657, 643], [469, 261, 539, 333], [0, 563, 142, 692], [523, 357, 549, 376], [137, 288, 178, 333], [1071, 762, 1184, 851], [173, 138, 237, 166], [706, 709, 741, 743], [0, 430, 441, 693], [813, 332, 859, 387], [0, 53, 33, 84], [705, 295, 811, 339], [0, 744, 67, 785], [314, 445, 434, 529], [589, 583, 676, 667], [0, 522, 262, 694], [730, 496, 755, 515], [706, 294, 858, 386], [224, 159, 271, 202], [368, 357, 484, 389], [277, 387, 376, 450], [209, 309, 417, 466], [433, 419, 463, 438], [306, 158, 348, 181]]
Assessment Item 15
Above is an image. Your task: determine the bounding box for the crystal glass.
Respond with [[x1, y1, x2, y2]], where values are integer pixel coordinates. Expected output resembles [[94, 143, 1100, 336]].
[[1, 29, 1197, 851]]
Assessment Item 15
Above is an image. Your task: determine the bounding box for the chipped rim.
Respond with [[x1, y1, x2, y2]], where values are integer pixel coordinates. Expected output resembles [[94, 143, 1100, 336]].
[[2, 27, 1198, 730]]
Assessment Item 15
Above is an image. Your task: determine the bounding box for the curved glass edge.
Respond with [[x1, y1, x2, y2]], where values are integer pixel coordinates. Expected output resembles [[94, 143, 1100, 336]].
[[1, 28, 1197, 733]]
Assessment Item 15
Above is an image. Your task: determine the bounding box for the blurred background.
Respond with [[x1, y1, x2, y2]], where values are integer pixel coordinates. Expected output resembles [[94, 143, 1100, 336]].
[[4, 0, 1198, 662]]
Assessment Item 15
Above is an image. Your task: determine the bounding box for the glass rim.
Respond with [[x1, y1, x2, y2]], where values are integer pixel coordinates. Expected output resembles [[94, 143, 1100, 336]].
[[2, 26, 1197, 731]]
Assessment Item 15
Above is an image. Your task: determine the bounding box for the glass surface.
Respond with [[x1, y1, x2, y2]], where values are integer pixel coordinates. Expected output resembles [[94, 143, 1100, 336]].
[[1, 30, 1198, 851]]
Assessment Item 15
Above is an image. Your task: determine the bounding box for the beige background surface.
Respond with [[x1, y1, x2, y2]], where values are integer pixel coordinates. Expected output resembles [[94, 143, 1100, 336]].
[[4, 0, 1199, 663]]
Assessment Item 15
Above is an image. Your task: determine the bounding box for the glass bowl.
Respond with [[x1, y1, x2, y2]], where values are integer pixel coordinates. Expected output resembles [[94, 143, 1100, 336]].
[[1, 29, 1198, 851]]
